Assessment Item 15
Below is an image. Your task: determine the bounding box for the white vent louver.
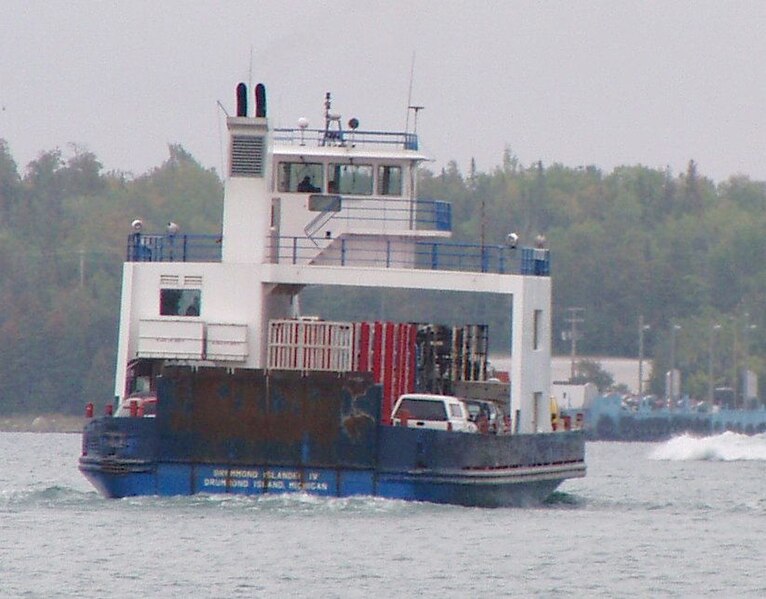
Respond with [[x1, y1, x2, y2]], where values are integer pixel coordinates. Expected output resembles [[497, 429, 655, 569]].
[[184, 275, 203, 287], [160, 275, 179, 286], [230, 135, 265, 177]]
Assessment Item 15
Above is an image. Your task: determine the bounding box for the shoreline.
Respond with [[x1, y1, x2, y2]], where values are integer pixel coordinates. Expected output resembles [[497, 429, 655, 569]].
[[0, 414, 85, 433]]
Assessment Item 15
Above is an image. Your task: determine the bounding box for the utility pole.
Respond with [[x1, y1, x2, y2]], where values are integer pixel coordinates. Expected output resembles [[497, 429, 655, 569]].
[[564, 307, 584, 380], [708, 322, 721, 405], [668, 323, 681, 408], [638, 315, 650, 397], [742, 312, 757, 406]]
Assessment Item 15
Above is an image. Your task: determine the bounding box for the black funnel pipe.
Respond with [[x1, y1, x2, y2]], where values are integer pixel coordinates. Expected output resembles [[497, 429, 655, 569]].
[[255, 83, 266, 118], [236, 82, 248, 117]]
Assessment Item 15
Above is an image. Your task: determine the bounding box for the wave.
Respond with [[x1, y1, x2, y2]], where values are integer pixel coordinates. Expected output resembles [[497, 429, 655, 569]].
[[542, 490, 583, 508], [0, 485, 99, 510], [120, 491, 438, 518], [649, 431, 766, 461]]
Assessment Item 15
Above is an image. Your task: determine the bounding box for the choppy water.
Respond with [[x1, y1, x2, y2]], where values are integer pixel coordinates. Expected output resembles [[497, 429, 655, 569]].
[[1, 432, 765, 598]]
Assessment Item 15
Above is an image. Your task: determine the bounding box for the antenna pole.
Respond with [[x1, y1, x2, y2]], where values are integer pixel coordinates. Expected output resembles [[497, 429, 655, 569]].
[[405, 52, 416, 132]]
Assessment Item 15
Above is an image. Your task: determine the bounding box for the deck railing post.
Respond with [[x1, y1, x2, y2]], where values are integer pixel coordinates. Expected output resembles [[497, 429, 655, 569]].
[[431, 243, 438, 270], [292, 236, 298, 264]]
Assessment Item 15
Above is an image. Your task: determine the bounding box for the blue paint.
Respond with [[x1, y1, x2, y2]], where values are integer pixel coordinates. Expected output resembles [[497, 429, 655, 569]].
[[80, 415, 585, 506], [80, 370, 584, 507]]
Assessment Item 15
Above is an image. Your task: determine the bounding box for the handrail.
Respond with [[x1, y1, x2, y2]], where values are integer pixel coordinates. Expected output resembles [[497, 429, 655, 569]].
[[125, 232, 550, 277], [273, 128, 419, 151], [268, 237, 550, 276], [304, 197, 451, 233], [126, 233, 221, 263]]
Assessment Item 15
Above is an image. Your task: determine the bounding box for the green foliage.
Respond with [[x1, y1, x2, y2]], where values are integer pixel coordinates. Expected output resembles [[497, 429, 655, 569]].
[[1, 134, 766, 413], [0, 141, 222, 414], [571, 359, 614, 392], [416, 157, 766, 400]]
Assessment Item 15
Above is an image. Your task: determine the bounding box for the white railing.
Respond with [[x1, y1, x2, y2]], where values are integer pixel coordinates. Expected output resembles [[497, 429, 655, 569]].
[[267, 319, 357, 372]]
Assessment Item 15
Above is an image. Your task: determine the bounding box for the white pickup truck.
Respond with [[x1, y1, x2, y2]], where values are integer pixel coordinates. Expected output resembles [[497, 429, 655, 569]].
[[391, 393, 478, 433]]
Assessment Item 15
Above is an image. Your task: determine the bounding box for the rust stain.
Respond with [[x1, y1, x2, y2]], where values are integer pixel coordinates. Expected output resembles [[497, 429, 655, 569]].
[[163, 366, 377, 449]]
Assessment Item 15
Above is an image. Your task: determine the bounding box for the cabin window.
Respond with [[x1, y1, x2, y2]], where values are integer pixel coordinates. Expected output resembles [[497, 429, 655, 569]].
[[277, 162, 324, 193], [328, 163, 373, 195], [308, 195, 342, 212], [160, 288, 201, 316], [378, 165, 402, 196]]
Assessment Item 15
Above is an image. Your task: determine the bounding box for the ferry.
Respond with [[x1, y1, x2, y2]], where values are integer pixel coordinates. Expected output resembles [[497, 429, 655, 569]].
[[78, 82, 585, 507], [579, 393, 766, 441]]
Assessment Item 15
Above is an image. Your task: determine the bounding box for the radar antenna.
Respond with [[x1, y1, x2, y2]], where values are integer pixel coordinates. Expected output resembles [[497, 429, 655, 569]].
[[322, 92, 343, 146]]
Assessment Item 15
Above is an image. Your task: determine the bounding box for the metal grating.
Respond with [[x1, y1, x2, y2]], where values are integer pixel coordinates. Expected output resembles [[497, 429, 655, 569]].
[[267, 319, 356, 372], [230, 135, 265, 177]]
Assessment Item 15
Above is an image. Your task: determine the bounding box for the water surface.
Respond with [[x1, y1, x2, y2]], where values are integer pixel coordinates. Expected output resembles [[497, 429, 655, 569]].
[[1, 432, 764, 597]]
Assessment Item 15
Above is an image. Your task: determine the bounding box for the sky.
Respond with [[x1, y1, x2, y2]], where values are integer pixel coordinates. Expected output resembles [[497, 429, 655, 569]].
[[2, 0, 766, 182]]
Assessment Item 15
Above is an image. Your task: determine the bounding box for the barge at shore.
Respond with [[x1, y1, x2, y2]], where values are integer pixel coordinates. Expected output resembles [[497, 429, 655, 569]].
[[79, 81, 585, 507]]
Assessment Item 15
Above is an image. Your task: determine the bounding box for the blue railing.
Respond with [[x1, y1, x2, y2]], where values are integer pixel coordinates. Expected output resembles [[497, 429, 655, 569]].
[[273, 128, 418, 151], [269, 237, 550, 276], [307, 198, 451, 233], [126, 232, 551, 277], [126, 233, 222, 262]]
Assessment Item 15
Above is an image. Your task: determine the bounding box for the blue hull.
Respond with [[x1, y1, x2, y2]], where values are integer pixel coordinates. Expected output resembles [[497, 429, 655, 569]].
[[79, 426, 585, 507], [79, 459, 580, 507], [79, 367, 585, 507]]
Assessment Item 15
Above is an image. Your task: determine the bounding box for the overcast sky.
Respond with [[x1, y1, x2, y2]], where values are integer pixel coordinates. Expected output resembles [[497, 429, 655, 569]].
[[2, 0, 765, 182]]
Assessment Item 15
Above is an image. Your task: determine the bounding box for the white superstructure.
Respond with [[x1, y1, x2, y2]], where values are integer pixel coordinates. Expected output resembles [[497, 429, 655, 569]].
[[113, 83, 552, 434]]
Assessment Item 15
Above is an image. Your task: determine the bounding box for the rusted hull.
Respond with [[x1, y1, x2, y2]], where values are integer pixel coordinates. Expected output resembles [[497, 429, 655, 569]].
[[79, 367, 585, 507]]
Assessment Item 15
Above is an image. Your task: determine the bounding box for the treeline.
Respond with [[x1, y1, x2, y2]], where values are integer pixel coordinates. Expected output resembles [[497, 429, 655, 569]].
[[1, 139, 765, 413], [0, 142, 222, 414], [416, 152, 766, 401]]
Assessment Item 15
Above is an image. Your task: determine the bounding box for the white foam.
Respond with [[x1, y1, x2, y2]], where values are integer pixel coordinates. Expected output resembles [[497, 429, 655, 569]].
[[649, 432, 766, 462]]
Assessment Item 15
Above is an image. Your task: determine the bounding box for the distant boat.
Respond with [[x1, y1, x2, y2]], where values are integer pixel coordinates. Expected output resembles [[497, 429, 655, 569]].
[[569, 392, 766, 441]]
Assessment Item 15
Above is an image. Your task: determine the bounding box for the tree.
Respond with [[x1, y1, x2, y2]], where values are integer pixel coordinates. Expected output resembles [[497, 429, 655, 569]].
[[0, 139, 20, 224], [572, 359, 614, 392]]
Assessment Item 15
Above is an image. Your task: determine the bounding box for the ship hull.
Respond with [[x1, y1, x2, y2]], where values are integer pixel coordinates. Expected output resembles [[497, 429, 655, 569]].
[[79, 461, 580, 507], [79, 367, 585, 507], [79, 437, 584, 508]]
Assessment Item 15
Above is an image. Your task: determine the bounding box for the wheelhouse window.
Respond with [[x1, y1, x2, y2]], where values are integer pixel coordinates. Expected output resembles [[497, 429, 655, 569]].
[[277, 162, 324, 193], [160, 289, 201, 316], [377, 165, 402, 196], [328, 163, 373, 195]]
